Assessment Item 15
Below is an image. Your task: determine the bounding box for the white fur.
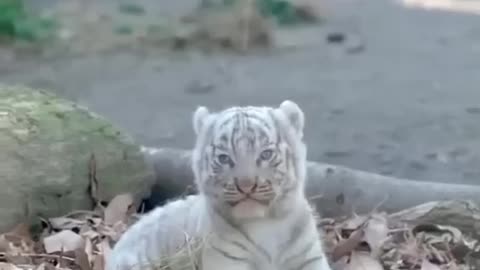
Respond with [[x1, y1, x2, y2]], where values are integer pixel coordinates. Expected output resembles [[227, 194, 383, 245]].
[[193, 106, 211, 136], [278, 100, 305, 138], [106, 101, 332, 270]]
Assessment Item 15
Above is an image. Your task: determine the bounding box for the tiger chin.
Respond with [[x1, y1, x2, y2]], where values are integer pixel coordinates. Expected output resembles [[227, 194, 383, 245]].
[[106, 100, 332, 270]]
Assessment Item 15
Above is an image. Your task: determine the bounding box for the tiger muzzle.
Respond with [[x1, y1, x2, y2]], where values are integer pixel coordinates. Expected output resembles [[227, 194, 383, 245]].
[[234, 178, 258, 194]]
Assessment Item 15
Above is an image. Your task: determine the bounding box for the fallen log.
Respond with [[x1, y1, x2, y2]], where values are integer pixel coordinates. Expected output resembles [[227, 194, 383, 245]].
[[389, 200, 480, 239], [141, 147, 480, 217]]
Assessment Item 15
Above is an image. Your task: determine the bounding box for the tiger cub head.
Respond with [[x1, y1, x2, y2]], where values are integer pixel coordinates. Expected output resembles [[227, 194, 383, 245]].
[[191, 100, 307, 221]]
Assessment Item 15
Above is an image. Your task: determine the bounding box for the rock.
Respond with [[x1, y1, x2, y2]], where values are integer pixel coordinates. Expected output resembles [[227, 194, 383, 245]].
[[0, 85, 154, 232]]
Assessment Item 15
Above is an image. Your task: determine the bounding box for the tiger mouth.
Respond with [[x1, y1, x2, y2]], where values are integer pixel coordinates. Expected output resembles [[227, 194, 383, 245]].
[[228, 196, 270, 207]]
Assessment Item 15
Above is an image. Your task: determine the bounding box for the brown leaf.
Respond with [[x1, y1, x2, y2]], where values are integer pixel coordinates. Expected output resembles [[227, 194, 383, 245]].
[[0, 223, 35, 255], [43, 262, 57, 270], [35, 263, 47, 270], [98, 238, 112, 261], [421, 259, 442, 270], [332, 256, 350, 270], [89, 238, 111, 270], [0, 231, 34, 264], [0, 262, 22, 270], [84, 237, 94, 265], [0, 235, 11, 252], [80, 226, 100, 240], [104, 193, 135, 226], [363, 213, 389, 257], [397, 234, 422, 264], [43, 230, 85, 253], [8, 223, 32, 241], [343, 251, 384, 270], [342, 214, 368, 231], [75, 247, 92, 270], [331, 229, 365, 262], [4, 254, 32, 265], [92, 254, 105, 270], [48, 217, 86, 230]]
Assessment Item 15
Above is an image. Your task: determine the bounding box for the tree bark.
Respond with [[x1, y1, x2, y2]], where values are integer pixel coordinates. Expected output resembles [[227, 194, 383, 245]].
[[142, 147, 480, 217], [389, 200, 480, 238]]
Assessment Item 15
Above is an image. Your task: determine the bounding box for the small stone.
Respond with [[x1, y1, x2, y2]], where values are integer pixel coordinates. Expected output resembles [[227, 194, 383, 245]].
[[326, 32, 346, 44], [408, 160, 428, 171], [323, 150, 352, 159], [335, 193, 345, 205], [466, 107, 480, 114], [325, 167, 335, 175], [185, 80, 215, 95]]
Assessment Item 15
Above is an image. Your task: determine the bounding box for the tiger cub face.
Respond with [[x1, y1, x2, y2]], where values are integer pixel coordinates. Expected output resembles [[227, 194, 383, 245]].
[[191, 100, 307, 221]]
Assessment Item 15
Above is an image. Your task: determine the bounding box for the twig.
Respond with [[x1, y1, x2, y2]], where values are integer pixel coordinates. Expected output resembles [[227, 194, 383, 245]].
[[330, 229, 365, 262], [88, 153, 101, 207], [308, 193, 324, 201], [329, 196, 391, 262], [0, 252, 76, 262]]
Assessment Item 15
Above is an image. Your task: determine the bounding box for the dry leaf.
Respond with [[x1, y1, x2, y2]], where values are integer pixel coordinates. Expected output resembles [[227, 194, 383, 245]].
[[84, 238, 94, 265], [92, 254, 105, 270], [98, 239, 112, 263], [0, 232, 35, 264], [421, 259, 442, 270], [8, 223, 32, 241], [90, 238, 111, 270], [343, 251, 384, 270], [43, 230, 85, 253], [342, 214, 368, 231], [0, 235, 11, 252], [75, 247, 92, 270], [0, 262, 22, 270], [363, 213, 389, 257], [34, 263, 47, 270], [331, 229, 365, 262], [48, 217, 86, 230], [332, 256, 350, 270], [104, 193, 135, 226]]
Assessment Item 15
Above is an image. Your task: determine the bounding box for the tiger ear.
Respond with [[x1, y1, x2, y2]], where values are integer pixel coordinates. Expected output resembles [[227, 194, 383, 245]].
[[193, 106, 210, 135], [278, 100, 305, 138]]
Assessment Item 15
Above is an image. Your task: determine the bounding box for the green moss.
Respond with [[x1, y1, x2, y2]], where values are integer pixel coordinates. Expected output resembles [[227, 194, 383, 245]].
[[0, 85, 153, 231], [114, 24, 134, 35], [0, 0, 58, 42], [257, 0, 299, 25], [118, 3, 146, 15]]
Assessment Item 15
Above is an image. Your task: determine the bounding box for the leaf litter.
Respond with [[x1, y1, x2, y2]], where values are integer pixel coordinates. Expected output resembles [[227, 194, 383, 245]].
[[319, 200, 480, 270], [0, 191, 479, 270]]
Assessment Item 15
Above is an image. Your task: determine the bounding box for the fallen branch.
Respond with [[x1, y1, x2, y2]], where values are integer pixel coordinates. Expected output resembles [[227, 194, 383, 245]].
[[389, 200, 480, 239], [141, 147, 480, 217]]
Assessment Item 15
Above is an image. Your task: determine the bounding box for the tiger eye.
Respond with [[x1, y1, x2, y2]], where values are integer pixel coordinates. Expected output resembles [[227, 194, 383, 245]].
[[259, 149, 274, 161], [217, 154, 232, 165]]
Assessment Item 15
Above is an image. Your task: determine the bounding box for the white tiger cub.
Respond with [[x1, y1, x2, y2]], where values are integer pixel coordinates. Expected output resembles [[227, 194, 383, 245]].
[[106, 100, 332, 270]]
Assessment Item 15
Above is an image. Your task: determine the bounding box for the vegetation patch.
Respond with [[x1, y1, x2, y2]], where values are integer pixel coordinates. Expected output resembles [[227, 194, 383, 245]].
[[0, 0, 58, 43], [199, 0, 322, 26]]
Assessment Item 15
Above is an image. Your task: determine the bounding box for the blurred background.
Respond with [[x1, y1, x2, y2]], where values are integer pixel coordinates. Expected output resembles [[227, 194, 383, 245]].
[[2, 0, 480, 185]]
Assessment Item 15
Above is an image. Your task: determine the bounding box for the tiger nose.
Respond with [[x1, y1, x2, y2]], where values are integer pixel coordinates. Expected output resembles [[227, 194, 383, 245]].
[[234, 178, 257, 193]]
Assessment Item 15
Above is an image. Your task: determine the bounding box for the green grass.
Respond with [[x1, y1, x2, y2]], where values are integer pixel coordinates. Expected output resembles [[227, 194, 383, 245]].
[[118, 2, 146, 16], [0, 0, 58, 42], [257, 0, 310, 25], [199, 0, 318, 26]]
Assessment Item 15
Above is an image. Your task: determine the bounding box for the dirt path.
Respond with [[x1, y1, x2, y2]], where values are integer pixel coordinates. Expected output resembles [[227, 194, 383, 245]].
[[3, 0, 480, 185]]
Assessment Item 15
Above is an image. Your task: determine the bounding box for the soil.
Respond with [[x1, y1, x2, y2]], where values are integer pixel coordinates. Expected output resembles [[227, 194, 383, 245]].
[[3, 0, 480, 185]]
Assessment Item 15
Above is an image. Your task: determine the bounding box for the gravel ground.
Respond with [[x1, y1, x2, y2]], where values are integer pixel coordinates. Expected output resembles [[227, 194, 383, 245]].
[[3, 0, 480, 185]]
